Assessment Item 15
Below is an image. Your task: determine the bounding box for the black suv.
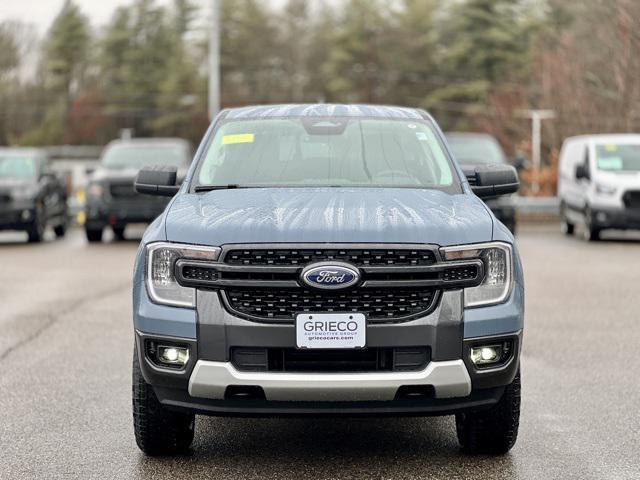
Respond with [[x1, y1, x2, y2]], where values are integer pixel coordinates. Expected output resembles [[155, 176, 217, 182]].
[[446, 132, 518, 233], [85, 138, 191, 242], [0, 148, 68, 242]]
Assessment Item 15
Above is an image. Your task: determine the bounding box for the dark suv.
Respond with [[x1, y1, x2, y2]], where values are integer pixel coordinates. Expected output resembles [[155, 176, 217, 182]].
[[131, 105, 523, 456], [0, 148, 68, 242], [446, 132, 517, 233], [85, 138, 191, 242]]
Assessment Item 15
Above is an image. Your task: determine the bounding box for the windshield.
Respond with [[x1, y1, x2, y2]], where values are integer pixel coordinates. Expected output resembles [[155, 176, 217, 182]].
[[596, 143, 640, 172], [0, 155, 38, 179], [446, 135, 507, 165], [195, 117, 458, 190], [102, 144, 188, 170]]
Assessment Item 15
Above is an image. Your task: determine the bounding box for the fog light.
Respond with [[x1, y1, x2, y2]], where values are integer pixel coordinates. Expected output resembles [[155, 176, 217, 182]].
[[21, 209, 32, 221], [157, 345, 189, 367], [470, 344, 505, 366]]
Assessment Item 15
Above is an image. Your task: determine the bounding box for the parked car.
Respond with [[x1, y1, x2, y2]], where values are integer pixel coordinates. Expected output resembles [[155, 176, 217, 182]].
[[446, 132, 517, 233], [131, 105, 523, 456], [0, 148, 68, 242], [84, 138, 191, 242], [558, 134, 640, 241]]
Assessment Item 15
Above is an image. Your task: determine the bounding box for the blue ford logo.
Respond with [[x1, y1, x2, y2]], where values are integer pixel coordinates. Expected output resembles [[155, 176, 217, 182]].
[[301, 262, 360, 290]]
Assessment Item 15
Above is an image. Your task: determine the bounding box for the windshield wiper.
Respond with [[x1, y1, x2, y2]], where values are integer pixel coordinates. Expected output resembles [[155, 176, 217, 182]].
[[194, 184, 242, 192]]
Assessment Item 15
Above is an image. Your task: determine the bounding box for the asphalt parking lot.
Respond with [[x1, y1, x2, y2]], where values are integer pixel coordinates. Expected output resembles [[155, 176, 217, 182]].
[[0, 224, 639, 480]]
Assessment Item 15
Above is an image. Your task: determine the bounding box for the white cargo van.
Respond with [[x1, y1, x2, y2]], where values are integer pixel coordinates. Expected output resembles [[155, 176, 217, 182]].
[[558, 134, 640, 240]]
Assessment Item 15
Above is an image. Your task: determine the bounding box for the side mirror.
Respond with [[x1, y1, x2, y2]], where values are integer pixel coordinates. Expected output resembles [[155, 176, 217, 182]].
[[575, 164, 589, 181], [134, 165, 180, 196], [465, 164, 519, 198]]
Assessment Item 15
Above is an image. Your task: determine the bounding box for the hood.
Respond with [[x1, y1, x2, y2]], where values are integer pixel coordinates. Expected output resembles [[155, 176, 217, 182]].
[[90, 167, 188, 184], [595, 170, 640, 188], [0, 178, 36, 192], [90, 167, 139, 183], [164, 188, 493, 247]]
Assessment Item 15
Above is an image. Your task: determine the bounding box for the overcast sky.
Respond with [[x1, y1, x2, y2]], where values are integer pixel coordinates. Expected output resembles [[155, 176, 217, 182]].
[[0, 0, 209, 34]]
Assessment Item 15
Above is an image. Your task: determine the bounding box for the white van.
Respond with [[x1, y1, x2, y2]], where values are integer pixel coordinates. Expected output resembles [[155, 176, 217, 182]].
[[558, 134, 640, 240]]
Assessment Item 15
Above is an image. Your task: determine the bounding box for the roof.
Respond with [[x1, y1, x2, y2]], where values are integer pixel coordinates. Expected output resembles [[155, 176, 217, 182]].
[[445, 132, 497, 140], [0, 147, 47, 156], [565, 133, 640, 143], [106, 138, 190, 147], [223, 104, 425, 120]]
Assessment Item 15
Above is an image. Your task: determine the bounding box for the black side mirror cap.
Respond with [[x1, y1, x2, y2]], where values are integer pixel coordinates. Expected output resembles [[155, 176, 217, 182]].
[[575, 164, 589, 180], [134, 165, 180, 196], [465, 164, 519, 198]]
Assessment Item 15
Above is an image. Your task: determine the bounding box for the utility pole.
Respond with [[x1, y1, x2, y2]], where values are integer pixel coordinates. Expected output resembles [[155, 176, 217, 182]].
[[208, 0, 220, 121], [519, 109, 555, 194]]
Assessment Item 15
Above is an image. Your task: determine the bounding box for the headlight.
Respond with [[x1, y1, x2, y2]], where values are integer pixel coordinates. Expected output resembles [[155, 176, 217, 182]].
[[441, 242, 513, 307], [87, 183, 105, 199], [595, 182, 616, 196], [146, 242, 221, 307]]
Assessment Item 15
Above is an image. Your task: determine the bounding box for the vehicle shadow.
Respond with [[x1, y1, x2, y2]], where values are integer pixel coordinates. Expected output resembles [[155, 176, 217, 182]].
[[134, 416, 518, 479]]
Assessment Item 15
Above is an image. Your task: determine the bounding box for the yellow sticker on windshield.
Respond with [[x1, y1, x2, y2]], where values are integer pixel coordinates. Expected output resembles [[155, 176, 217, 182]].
[[604, 144, 617, 152], [222, 133, 254, 145]]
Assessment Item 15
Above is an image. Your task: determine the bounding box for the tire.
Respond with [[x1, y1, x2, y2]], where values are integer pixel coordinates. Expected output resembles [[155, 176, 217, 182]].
[[583, 207, 600, 242], [560, 204, 574, 236], [133, 348, 195, 456], [505, 221, 516, 236], [27, 205, 46, 243], [85, 228, 103, 243], [54, 218, 67, 238], [113, 226, 126, 241], [456, 371, 521, 455]]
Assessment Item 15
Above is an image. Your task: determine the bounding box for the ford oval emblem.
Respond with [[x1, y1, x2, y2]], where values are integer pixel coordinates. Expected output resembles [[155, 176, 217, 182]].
[[300, 262, 361, 290]]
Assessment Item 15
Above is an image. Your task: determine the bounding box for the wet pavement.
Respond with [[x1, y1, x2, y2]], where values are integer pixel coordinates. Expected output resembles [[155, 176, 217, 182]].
[[0, 225, 638, 479]]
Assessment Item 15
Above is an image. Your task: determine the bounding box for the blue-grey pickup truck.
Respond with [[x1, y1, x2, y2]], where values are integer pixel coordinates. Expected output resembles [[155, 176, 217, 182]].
[[131, 104, 524, 456]]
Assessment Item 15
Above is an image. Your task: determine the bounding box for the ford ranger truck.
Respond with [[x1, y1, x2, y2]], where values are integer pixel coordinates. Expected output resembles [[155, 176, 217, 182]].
[[131, 104, 523, 456]]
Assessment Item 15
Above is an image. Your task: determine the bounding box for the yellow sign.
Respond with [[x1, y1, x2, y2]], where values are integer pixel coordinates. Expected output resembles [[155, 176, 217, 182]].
[[222, 133, 255, 145]]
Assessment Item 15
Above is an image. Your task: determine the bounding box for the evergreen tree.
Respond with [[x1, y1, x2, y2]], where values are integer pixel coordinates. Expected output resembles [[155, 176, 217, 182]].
[[426, 0, 532, 126], [45, 0, 90, 114], [324, 0, 390, 103]]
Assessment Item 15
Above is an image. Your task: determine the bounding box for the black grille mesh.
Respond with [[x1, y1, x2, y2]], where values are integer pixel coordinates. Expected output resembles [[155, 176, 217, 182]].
[[623, 190, 640, 209], [109, 183, 136, 197], [225, 287, 437, 322], [225, 248, 436, 267]]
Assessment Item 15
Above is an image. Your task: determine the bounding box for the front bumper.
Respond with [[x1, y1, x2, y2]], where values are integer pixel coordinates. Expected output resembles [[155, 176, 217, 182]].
[[0, 203, 35, 230], [590, 206, 640, 230], [188, 359, 471, 401], [134, 287, 522, 416], [85, 198, 168, 227]]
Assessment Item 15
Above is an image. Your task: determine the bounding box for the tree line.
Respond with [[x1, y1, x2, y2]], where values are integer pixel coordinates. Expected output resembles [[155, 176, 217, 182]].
[[0, 0, 639, 163]]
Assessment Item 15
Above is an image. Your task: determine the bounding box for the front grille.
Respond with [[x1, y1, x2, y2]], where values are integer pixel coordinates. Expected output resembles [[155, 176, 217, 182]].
[[109, 183, 137, 198], [224, 287, 438, 322], [231, 346, 430, 373], [623, 190, 640, 209], [175, 244, 485, 324], [225, 248, 436, 267]]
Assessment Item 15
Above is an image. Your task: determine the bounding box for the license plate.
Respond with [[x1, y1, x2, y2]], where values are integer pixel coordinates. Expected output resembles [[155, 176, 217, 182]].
[[295, 313, 366, 349]]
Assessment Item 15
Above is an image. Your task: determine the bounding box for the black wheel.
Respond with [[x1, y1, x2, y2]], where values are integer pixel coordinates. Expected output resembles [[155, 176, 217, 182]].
[[133, 347, 195, 456], [27, 204, 46, 243], [560, 204, 574, 236], [456, 371, 521, 455], [85, 227, 103, 243], [113, 226, 126, 241], [53, 218, 68, 238], [583, 207, 600, 242], [505, 221, 516, 236]]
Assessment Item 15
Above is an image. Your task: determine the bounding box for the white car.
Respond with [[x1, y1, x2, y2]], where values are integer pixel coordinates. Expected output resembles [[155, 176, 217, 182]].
[[558, 134, 640, 240]]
